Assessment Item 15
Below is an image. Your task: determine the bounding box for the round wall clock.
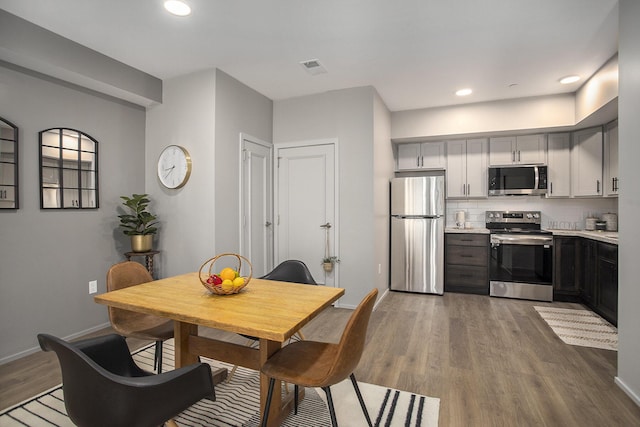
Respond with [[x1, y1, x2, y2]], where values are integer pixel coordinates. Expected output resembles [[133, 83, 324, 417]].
[[157, 145, 192, 189]]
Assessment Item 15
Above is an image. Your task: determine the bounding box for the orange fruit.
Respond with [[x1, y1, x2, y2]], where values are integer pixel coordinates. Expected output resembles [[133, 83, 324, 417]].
[[220, 267, 237, 281]]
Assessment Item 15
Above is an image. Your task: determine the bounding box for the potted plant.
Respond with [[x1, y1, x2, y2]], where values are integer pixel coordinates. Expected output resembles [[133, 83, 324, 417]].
[[322, 256, 340, 273], [118, 194, 158, 252]]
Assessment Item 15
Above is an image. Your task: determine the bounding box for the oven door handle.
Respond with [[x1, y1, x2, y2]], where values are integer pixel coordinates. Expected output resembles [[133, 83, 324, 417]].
[[490, 234, 553, 246]]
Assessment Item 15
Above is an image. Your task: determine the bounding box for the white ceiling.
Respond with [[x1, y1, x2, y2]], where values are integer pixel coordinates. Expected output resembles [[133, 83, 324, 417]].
[[0, 0, 619, 112]]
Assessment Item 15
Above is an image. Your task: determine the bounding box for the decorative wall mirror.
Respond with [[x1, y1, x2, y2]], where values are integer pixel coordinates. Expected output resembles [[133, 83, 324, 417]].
[[39, 128, 99, 209], [0, 117, 19, 209]]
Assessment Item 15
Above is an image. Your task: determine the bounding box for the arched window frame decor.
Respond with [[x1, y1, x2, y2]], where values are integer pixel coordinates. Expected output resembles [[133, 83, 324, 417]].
[[0, 116, 19, 210], [39, 128, 99, 209]]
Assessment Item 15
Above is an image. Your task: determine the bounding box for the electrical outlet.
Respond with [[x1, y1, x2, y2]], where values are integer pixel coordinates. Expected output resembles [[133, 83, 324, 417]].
[[89, 280, 97, 294]]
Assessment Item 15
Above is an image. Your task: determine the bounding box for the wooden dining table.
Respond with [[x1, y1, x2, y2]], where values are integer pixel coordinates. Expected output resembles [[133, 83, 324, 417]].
[[94, 271, 344, 427]]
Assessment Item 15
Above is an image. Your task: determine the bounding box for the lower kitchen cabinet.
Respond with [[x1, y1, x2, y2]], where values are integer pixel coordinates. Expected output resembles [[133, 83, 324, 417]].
[[564, 238, 618, 326], [595, 242, 618, 325], [445, 233, 489, 295], [553, 236, 580, 301]]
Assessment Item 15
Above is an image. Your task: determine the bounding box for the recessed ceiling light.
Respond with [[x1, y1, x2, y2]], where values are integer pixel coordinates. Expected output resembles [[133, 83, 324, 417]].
[[559, 75, 580, 84], [455, 88, 473, 97], [164, 0, 191, 16]]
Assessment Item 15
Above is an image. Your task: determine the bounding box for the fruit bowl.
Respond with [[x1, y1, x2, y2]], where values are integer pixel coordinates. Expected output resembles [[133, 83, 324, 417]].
[[198, 253, 252, 295]]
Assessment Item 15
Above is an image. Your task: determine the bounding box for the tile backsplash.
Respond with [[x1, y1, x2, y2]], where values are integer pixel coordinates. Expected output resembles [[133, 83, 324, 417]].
[[446, 197, 618, 230]]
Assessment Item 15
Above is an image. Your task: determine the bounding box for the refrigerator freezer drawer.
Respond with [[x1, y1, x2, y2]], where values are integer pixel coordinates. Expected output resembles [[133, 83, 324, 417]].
[[390, 216, 444, 294]]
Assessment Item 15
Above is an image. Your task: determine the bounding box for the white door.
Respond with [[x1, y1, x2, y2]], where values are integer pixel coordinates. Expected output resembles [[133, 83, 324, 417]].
[[516, 134, 546, 164], [240, 137, 273, 277], [275, 142, 336, 286]]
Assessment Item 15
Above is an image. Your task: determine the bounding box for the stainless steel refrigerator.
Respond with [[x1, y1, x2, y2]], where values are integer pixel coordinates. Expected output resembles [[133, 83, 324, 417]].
[[390, 176, 445, 294]]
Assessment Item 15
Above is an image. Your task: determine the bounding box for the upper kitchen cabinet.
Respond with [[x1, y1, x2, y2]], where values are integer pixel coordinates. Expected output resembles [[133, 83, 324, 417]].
[[396, 141, 446, 170], [489, 134, 546, 166], [603, 120, 619, 197], [546, 133, 571, 198], [446, 138, 488, 199], [571, 127, 603, 197]]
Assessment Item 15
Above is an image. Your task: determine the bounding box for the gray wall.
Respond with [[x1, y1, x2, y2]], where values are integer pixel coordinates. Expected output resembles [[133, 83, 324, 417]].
[[0, 64, 146, 362], [214, 70, 273, 255], [616, 0, 640, 406], [144, 69, 273, 278], [273, 86, 393, 308], [144, 69, 217, 276]]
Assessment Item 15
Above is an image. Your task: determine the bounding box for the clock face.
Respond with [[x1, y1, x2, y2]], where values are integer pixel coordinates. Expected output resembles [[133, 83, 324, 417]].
[[157, 145, 192, 189]]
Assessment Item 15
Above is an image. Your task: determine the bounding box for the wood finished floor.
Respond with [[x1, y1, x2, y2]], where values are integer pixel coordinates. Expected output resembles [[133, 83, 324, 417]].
[[1, 291, 639, 426]]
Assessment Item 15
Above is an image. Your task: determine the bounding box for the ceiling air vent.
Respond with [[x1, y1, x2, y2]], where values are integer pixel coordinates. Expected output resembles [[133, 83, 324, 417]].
[[299, 59, 327, 76]]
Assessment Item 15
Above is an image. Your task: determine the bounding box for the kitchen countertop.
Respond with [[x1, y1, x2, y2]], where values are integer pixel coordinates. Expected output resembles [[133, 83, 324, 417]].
[[445, 227, 618, 244], [545, 229, 619, 245], [445, 227, 490, 234]]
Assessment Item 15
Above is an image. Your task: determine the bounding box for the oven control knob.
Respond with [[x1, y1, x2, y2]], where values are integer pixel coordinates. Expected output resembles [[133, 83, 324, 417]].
[[533, 213, 540, 219], [488, 213, 494, 218], [526, 213, 533, 219]]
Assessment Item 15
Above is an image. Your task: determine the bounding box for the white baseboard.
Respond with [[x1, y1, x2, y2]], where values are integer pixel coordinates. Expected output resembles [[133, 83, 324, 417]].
[[0, 322, 111, 366], [615, 376, 640, 407]]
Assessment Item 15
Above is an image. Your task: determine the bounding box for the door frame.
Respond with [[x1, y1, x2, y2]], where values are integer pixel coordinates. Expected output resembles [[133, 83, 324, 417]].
[[239, 133, 273, 274], [273, 138, 340, 286]]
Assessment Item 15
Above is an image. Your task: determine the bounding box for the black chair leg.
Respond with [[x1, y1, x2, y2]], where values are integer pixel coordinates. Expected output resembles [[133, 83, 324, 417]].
[[322, 386, 339, 427], [350, 373, 372, 427], [154, 341, 163, 373], [294, 384, 299, 414], [261, 378, 276, 427]]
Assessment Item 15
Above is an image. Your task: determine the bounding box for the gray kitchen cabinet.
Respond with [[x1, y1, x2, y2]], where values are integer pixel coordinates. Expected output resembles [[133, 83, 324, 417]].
[[489, 134, 546, 166], [445, 138, 487, 199], [546, 133, 571, 198], [396, 141, 446, 170], [571, 127, 603, 197], [604, 120, 619, 196], [445, 233, 489, 295]]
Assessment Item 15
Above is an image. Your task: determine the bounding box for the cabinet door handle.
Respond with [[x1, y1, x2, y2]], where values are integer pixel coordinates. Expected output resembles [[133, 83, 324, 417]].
[[467, 184, 470, 195], [597, 180, 600, 193], [512, 151, 515, 162], [550, 182, 553, 195], [460, 254, 473, 258], [462, 184, 466, 195], [518, 150, 521, 162]]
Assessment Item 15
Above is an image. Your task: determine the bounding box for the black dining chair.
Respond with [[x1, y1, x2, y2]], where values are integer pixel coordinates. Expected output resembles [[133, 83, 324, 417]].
[[38, 333, 215, 427], [227, 259, 317, 382]]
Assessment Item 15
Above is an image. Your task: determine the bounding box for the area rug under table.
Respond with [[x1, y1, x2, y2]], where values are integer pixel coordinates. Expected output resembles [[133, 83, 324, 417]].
[[534, 306, 618, 351], [0, 340, 439, 427]]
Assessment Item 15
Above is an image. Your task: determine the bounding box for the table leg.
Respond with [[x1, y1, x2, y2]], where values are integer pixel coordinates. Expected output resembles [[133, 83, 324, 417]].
[[174, 321, 199, 368], [174, 322, 228, 384]]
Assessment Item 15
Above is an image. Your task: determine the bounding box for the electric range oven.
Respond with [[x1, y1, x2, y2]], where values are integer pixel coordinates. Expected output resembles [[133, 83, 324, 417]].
[[486, 210, 553, 302]]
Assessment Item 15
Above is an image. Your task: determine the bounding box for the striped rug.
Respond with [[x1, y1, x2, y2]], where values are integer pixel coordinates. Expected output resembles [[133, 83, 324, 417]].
[[0, 340, 439, 426], [534, 306, 618, 351]]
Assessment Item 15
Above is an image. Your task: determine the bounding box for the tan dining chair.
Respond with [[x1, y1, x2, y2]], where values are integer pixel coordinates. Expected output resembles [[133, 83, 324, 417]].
[[260, 288, 378, 427], [227, 259, 318, 383], [106, 261, 174, 373]]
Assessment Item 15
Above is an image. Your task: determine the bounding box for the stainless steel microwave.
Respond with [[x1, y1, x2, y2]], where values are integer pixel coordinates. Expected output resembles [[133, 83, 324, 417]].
[[488, 165, 548, 196]]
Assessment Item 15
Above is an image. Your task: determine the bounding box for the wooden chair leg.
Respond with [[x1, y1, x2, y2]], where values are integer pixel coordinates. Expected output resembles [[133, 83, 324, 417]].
[[350, 373, 372, 427], [261, 378, 276, 427], [322, 386, 339, 427]]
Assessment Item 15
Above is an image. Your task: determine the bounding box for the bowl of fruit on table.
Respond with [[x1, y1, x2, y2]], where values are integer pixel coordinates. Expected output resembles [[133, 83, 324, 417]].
[[198, 253, 252, 295]]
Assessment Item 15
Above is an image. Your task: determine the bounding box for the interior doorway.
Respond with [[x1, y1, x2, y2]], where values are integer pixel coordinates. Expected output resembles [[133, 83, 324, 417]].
[[274, 140, 337, 286], [240, 134, 273, 277]]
